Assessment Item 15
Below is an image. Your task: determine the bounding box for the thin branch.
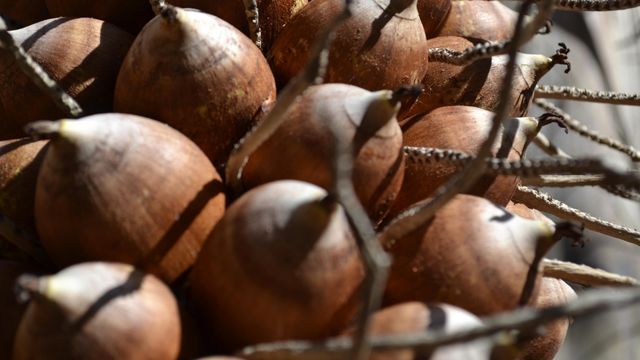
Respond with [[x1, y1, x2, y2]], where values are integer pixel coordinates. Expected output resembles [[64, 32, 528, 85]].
[[242, 0, 262, 50], [403, 146, 640, 190], [530, 135, 640, 201], [535, 85, 640, 106], [328, 99, 391, 360], [0, 16, 83, 118], [532, 132, 571, 157], [382, 0, 548, 241], [542, 259, 639, 287], [522, 174, 608, 187], [552, 0, 640, 11], [225, 1, 352, 193], [428, 0, 556, 66], [238, 286, 640, 359], [513, 185, 640, 246], [534, 99, 640, 162]]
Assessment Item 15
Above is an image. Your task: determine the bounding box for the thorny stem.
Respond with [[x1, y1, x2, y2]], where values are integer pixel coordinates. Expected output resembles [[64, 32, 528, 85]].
[[0, 16, 83, 118], [328, 105, 390, 360], [534, 99, 640, 162], [542, 258, 639, 287], [428, 0, 555, 66], [535, 85, 640, 105], [242, 0, 263, 50], [403, 146, 640, 190], [382, 0, 547, 241], [225, 1, 353, 193], [530, 134, 640, 201], [522, 174, 608, 187], [551, 0, 640, 11], [238, 286, 640, 359], [513, 186, 640, 246]]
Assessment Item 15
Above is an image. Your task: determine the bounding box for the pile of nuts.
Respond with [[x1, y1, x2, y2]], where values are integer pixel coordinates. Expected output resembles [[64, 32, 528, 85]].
[[1, 0, 638, 359]]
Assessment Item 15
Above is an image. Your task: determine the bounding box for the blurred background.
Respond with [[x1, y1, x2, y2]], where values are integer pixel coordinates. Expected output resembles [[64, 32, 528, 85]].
[[517, 5, 640, 359]]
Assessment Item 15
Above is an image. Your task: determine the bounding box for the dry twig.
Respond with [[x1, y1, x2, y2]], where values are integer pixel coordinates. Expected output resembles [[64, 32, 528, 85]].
[[552, 0, 640, 11], [428, 0, 555, 66], [328, 103, 390, 360], [403, 146, 640, 189], [535, 85, 640, 106], [513, 186, 640, 246], [534, 99, 640, 162], [542, 258, 639, 287]]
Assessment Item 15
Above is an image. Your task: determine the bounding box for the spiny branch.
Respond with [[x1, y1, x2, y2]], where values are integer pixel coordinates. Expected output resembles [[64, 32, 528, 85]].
[[238, 286, 640, 359], [534, 99, 640, 162], [529, 134, 640, 201], [403, 146, 640, 189], [542, 259, 639, 287], [225, 1, 353, 193], [428, 0, 555, 66], [535, 85, 640, 106], [522, 174, 608, 187], [552, 0, 640, 11], [513, 186, 640, 246], [0, 16, 83, 118]]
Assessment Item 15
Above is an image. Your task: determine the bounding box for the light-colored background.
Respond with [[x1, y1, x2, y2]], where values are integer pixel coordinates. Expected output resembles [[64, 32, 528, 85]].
[[517, 5, 640, 359]]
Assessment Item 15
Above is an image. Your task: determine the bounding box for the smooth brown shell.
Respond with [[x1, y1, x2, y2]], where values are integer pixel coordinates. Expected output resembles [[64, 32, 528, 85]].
[[242, 83, 405, 223], [269, 0, 428, 91], [342, 302, 491, 360], [114, 8, 276, 171], [171, 0, 309, 51], [188, 180, 364, 352], [13, 262, 180, 360], [44, 0, 154, 34], [0, 261, 38, 359], [404, 36, 549, 119], [434, 0, 519, 42], [0, 139, 47, 242], [382, 194, 556, 315], [0, 0, 49, 28], [506, 201, 556, 230], [387, 106, 537, 220], [417, 0, 451, 36], [34, 114, 226, 283], [0, 17, 133, 139], [520, 278, 576, 360]]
